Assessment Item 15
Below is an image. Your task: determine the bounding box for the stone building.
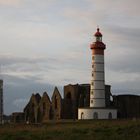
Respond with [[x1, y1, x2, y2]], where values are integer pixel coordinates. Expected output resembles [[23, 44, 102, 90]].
[[24, 93, 41, 123], [22, 84, 140, 123], [51, 87, 63, 120], [23, 84, 115, 123], [113, 95, 140, 119], [63, 84, 90, 119], [38, 92, 51, 122], [11, 112, 24, 123], [24, 87, 64, 123], [78, 28, 117, 120]]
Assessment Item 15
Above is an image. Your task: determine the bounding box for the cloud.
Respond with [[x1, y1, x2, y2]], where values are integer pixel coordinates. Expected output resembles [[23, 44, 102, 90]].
[[0, 54, 48, 65], [0, 52, 90, 87], [1, 0, 140, 114], [13, 98, 28, 110], [0, 0, 21, 7]]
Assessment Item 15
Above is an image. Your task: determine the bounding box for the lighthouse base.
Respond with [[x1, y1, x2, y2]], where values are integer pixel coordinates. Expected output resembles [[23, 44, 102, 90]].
[[78, 107, 117, 120]]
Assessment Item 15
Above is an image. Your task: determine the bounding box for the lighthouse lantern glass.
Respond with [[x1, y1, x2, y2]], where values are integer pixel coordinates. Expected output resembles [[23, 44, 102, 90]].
[[96, 36, 102, 42]]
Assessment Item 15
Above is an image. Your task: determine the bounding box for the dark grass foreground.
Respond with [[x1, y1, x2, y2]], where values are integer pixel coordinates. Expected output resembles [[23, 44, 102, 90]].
[[0, 120, 140, 140]]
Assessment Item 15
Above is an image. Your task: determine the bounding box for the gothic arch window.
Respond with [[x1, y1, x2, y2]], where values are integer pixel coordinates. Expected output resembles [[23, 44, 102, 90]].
[[81, 112, 84, 119], [54, 96, 57, 109], [117, 112, 121, 118], [16, 116, 20, 122], [108, 112, 112, 119], [66, 92, 71, 99], [32, 103, 34, 112], [31, 103, 35, 114], [93, 112, 98, 119], [84, 97, 86, 106], [43, 102, 46, 115]]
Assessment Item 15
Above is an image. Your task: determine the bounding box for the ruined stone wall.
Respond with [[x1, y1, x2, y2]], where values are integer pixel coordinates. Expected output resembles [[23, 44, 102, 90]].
[[38, 92, 51, 122], [51, 87, 62, 120], [63, 84, 90, 119], [23, 87, 63, 123], [24, 93, 41, 123], [11, 112, 25, 123], [113, 95, 140, 119], [23, 84, 140, 122], [63, 84, 79, 119]]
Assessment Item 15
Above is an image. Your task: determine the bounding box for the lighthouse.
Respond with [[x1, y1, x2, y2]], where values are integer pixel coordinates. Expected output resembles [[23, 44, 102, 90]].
[[78, 28, 117, 120], [90, 28, 106, 108]]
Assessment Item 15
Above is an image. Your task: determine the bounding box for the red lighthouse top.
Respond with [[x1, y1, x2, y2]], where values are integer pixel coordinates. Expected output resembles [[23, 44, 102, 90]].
[[90, 28, 106, 52], [94, 28, 102, 37]]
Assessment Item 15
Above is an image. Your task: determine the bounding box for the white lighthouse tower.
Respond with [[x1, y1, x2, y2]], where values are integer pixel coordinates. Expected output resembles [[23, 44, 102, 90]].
[[78, 28, 117, 120], [90, 28, 106, 108]]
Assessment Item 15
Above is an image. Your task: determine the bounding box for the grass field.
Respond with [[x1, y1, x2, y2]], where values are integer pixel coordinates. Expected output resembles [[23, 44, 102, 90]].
[[0, 120, 140, 140]]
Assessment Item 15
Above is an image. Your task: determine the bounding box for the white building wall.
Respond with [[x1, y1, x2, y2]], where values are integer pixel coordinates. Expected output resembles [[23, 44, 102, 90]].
[[93, 73, 104, 81], [93, 55, 104, 62], [92, 99, 105, 107], [93, 63, 104, 72], [78, 108, 117, 120], [90, 90, 105, 98], [93, 81, 105, 89]]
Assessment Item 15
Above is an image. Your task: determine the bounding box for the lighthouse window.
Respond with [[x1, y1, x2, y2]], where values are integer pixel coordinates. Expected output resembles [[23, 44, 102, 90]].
[[66, 92, 71, 99], [92, 56, 94, 60], [92, 64, 94, 68], [108, 112, 112, 119], [91, 100, 93, 103], [91, 82, 94, 86], [93, 112, 98, 119], [54, 96, 57, 109], [91, 91, 93, 95]]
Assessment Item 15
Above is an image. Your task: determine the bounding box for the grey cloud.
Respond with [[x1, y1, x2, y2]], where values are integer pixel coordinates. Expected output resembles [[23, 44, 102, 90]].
[[12, 98, 28, 111], [112, 88, 140, 96], [106, 26, 140, 43], [0, 0, 22, 7], [0, 54, 47, 65], [107, 53, 140, 73], [1, 0, 140, 115], [104, 25, 140, 74]]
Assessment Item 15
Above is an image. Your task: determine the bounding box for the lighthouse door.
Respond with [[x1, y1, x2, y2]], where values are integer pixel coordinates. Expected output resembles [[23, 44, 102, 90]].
[[81, 112, 84, 119]]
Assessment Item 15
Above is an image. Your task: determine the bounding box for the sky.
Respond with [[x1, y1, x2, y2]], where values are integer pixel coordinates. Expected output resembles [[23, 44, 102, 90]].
[[0, 0, 140, 115]]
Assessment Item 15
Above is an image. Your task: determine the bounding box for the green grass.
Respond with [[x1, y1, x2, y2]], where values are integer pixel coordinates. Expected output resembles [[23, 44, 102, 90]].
[[0, 120, 140, 140]]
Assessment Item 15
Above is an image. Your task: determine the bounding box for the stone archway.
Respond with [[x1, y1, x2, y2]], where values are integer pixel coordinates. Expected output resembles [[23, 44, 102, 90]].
[[81, 112, 84, 119], [93, 112, 98, 119], [108, 112, 112, 119]]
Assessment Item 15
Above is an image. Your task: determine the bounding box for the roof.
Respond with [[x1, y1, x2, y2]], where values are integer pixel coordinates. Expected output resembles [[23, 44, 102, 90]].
[[34, 93, 41, 103], [90, 41, 106, 49], [94, 28, 102, 37], [52, 86, 62, 99], [42, 92, 51, 103]]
